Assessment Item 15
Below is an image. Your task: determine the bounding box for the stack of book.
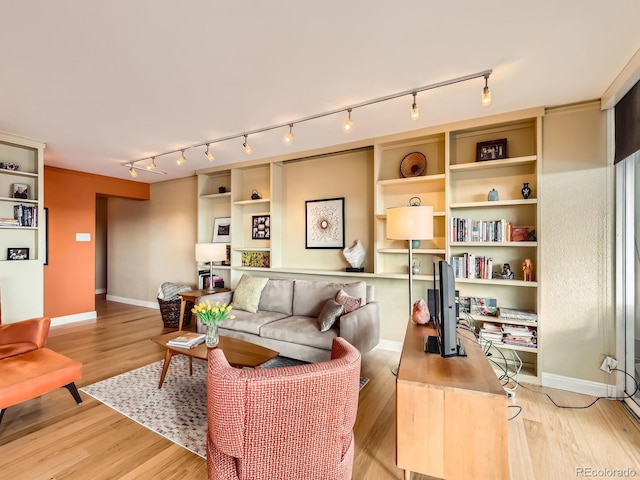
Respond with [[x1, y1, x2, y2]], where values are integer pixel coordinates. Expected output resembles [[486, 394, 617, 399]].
[[166, 332, 206, 349], [498, 307, 538, 323], [0, 217, 19, 226], [479, 323, 504, 344], [451, 254, 493, 279], [501, 324, 537, 348]]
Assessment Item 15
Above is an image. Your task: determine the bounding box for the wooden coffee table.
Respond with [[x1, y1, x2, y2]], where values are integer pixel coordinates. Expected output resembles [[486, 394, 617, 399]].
[[151, 331, 279, 389]]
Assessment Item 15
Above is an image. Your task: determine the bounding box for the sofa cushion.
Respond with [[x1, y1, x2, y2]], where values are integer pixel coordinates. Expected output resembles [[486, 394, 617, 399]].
[[317, 299, 344, 332], [233, 275, 269, 313], [258, 278, 294, 316], [260, 316, 337, 350], [0, 342, 38, 360], [335, 289, 362, 314], [219, 309, 289, 336], [292, 280, 367, 317]]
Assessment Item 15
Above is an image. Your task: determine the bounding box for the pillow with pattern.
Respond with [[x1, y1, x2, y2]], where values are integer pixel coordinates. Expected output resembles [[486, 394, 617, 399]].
[[233, 275, 269, 313], [335, 289, 362, 314]]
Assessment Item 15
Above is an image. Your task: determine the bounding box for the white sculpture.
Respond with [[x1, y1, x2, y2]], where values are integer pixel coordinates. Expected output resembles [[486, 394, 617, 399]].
[[343, 240, 365, 269]]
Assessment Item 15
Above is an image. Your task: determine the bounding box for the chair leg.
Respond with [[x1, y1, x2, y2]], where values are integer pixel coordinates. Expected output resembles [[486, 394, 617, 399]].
[[0, 408, 5, 425], [63, 382, 83, 404]]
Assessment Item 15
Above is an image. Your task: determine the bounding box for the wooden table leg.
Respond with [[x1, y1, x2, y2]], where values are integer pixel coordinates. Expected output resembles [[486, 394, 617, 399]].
[[178, 298, 186, 331], [158, 348, 175, 389]]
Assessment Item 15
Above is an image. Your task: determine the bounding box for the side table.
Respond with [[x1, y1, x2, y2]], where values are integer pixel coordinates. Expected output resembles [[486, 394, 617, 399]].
[[177, 288, 230, 331]]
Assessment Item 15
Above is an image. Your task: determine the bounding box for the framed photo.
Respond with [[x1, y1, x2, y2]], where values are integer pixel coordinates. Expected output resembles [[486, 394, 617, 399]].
[[7, 247, 29, 260], [12, 183, 29, 199], [305, 197, 345, 249], [213, 217, 231, 243], [476, 138, 508, 162], [252, 215, 270, 240]]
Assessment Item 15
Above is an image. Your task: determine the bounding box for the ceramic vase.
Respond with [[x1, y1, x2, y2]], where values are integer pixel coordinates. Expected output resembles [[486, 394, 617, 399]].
[[206, 323, 219, 348], [488, 188, 499, 201], [521, 182, 531, 199]]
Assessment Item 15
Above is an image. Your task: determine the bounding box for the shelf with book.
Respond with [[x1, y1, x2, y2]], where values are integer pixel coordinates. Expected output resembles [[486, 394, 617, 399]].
[[448, 112, 541, 381]]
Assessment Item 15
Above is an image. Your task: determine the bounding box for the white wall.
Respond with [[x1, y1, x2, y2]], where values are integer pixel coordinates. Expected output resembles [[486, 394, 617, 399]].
[[541, 101, 614, 383]]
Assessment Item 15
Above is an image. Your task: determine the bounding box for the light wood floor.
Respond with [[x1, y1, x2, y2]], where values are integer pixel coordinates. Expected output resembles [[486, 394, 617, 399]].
[[1, 297, 640, 479]]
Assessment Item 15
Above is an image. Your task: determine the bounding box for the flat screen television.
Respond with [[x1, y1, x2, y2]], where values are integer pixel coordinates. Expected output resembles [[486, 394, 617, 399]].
[[427, 259, 464, 357]]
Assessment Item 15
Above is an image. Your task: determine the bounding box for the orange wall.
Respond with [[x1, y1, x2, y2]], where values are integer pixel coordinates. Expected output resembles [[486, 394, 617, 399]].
[[44, 166, 150, 319]]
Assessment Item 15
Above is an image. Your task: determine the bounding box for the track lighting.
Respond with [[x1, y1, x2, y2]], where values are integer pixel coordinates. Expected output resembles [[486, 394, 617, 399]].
[[205, 144, 214, 161], [482, 74, 492, 107], [129, 165, 137, 178], [243, 135, 253, 155], [125, 69, 493, 172], [343, 109, 353, 132], [283, 124, 294, 145], [410, 92, 420, 121]]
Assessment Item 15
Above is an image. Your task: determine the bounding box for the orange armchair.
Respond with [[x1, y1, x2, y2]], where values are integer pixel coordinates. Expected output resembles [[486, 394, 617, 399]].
[[207, 337, 361, 480], [0, 317, 82, 425]]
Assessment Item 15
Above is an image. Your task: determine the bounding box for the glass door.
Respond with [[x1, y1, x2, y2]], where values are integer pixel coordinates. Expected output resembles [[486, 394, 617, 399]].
[[616, 150, 640, 415]]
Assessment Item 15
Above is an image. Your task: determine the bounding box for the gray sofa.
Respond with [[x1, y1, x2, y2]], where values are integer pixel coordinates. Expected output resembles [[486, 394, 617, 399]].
[[198, 277, 380, 363]]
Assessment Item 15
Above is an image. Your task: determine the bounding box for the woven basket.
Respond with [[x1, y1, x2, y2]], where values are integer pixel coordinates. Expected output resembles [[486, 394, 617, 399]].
[[158, 298, 192, 329]]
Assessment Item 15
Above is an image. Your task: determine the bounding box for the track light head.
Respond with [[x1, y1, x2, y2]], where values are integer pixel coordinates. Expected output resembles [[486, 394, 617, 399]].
[[243, 135, 253, 155], [284, 124, 294, 145], [205, 144, 214, 161], [177, 149, 187, 165], [343, 109, 353, 132], [482, 74, 492, 107], [147, 157, 156, 170], [129, 165, 137, 178], [411, 92, 420, 121]]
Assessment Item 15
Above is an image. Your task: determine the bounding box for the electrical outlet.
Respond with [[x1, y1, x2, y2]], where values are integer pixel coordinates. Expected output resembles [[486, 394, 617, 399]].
[[599, 356, 618, 373]]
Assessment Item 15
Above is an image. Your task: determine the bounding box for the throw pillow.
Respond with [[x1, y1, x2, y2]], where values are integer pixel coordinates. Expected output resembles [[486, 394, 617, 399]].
[[335, 289, 362, 314], [317, 299, 344, 332], [233, 275, 269, 313]]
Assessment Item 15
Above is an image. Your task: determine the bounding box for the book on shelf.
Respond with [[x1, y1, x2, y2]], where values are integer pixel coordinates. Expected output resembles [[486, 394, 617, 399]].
[[167, 332, 206, 348], [450, 217, 510, 243], [451, 254, 493, 280], [460, 296, 498, 317], [498, 307, 538, 323], [501, 323, 537, 349]]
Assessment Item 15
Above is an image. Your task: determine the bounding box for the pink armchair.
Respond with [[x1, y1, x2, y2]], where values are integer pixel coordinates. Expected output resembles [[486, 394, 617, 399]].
[[207, 337, 361, 480]]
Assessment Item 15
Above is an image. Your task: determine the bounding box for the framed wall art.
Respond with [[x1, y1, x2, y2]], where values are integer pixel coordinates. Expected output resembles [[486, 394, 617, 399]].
[[252, 215, 270, 240], [476, 138, 508, 162], [305, 197, 345, 249], [213, 217, 231, 243], [8, 247, 29, 260]]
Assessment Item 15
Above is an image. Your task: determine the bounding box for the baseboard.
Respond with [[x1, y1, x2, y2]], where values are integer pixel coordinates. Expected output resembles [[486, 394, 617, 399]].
[[106, 295, 158, 310], [95, 288, 107, 294], [375, 339, 403, 353], [542, 372, 617, 397], [51, 311, 97, 327]]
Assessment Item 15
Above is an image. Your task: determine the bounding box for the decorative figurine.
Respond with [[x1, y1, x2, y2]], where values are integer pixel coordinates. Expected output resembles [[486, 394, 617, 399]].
[[412, 257, 421, 275], [412, 299, 429, 325], [218, 186, 226, 194], [521, 182, 531, 199], [493, 263, 515, 280], [343, 240, 365, 272], [522, 258, 533, 281], [488, 188, 499, 201], [251, 189, 262, 200]]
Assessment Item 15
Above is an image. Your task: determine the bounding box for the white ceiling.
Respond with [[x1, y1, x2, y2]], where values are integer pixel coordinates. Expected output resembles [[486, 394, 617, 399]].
[[1, 1, 640, 184]]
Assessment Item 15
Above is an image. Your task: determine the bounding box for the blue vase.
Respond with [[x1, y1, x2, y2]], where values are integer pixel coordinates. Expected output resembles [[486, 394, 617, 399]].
[[488, 189, 499, 201]]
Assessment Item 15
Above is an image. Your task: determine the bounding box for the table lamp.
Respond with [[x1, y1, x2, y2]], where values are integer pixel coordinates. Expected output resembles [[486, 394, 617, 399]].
[[195, 243, 226, 293], [386, 199, 434, 318]]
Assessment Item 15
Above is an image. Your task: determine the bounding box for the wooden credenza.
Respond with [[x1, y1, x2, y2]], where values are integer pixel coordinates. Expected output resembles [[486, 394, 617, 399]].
[[396, 320, 509, 480]]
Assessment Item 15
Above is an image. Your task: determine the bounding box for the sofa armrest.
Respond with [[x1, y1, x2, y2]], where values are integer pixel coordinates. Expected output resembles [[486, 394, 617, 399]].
[[338, 301, 380, 355], [197, 291, 234, 306]]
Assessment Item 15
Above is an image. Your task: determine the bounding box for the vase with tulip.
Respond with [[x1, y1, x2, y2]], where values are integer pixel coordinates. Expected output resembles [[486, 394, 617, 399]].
[[191, 299, 235, 348]]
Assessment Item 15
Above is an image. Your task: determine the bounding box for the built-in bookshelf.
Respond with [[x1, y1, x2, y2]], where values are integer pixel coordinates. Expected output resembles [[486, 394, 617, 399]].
[[196, 107, 544, 382]]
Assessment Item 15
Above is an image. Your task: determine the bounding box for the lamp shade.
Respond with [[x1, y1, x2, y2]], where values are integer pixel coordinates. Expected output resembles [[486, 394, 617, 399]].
[[195, 243, 226, 262], [386, 205, 433, 240]]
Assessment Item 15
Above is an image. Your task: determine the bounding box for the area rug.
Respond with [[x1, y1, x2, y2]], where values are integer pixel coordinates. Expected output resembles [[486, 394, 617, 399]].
[[81, 356, 369, 459]]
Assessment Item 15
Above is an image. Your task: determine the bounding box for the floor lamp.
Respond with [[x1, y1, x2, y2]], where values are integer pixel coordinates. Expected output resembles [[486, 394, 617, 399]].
[[387, 202, 433, 373], [195, 243, 226, 293]]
